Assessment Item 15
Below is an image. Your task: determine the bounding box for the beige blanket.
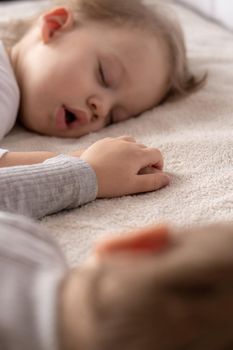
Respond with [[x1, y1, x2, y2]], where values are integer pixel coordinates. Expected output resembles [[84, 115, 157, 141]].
[[1, 0, 233, 265]]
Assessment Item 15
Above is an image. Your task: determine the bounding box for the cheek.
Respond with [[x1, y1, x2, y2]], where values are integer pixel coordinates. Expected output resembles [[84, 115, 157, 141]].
[[24, 80, 51, 114], [57, 68, 91, 102], [115, 110, 133, 123]]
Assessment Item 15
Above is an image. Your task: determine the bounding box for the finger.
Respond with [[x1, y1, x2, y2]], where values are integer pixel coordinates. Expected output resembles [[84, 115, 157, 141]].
[[117, 135, 136, 142], [138, 166, 159, 175], [137, 143, 147, 149], [140, 148, 164, 170], [139, 167, 170, 176], [133, 172, 170, 193], [94, 224, 171, 256]]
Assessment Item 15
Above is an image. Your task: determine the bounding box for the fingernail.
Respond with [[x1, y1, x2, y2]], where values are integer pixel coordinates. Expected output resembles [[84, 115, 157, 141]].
[[164, 171, 172, 178]]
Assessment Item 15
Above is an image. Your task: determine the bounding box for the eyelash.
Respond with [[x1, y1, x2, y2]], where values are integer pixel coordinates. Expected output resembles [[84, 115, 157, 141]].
[[99, 62, 108, 88], [98, 61, 113, 125]]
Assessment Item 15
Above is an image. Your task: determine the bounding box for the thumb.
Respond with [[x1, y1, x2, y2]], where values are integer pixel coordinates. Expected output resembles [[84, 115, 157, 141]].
[[134, 173, 170, 193]]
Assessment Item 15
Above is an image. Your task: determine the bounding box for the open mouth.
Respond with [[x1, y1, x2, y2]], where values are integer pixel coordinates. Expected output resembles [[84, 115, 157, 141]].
[[64, 108, 77, 126], [55, 105, 88, 131]]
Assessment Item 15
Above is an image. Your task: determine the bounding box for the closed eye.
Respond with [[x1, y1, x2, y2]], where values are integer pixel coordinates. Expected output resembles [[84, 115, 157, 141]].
[[99, 62, 109, 88]]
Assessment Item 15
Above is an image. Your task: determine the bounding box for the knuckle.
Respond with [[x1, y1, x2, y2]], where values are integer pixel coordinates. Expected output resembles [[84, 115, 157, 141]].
[[101, 137, 112, 143], [157, 149, 163, 160], [153, 147, 162, 156], [152, 149, 163, 163], [121, 135, 136, 142], [135, 148, 144, 158], [120, 134, 131, 139]]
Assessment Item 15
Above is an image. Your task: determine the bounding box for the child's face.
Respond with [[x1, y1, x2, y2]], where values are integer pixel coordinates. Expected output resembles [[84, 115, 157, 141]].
[[13, 8, 169, 137]]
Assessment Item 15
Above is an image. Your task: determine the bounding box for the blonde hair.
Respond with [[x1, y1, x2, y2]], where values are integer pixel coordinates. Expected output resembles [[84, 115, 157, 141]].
[[53, 0, 207, 100], [0, 0, 206, 102]]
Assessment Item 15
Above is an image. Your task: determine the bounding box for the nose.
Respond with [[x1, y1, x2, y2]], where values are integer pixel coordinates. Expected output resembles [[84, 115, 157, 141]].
[[87, 95, 111, 121]]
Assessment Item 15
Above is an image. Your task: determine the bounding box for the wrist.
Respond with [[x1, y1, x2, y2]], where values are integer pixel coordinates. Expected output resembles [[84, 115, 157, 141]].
[[67, 149, 85, 158], [0, 151, 57, 167]]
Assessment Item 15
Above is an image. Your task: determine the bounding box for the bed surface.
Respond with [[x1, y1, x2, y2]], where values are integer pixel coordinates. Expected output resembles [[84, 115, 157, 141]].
[[1, 0, 233, 265]]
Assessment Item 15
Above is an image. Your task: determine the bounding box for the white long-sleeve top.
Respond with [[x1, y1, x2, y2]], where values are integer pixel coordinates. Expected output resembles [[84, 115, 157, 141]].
[[0, 211, 67, 350], [0, 40, 20, 156]]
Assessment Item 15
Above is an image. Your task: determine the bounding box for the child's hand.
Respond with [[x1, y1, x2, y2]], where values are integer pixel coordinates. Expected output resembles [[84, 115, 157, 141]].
[[80, 136, 170, 198]]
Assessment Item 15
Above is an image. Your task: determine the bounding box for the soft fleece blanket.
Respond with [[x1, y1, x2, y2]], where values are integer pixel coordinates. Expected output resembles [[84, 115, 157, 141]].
[[0, 0, 233, 265]]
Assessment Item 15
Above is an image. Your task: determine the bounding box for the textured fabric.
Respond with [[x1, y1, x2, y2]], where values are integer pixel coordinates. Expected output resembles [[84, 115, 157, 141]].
[[0, 211, 67, 350], [0, 41, 20, 156], [0, 1, 233, 266], [0, 154, 98, 219]]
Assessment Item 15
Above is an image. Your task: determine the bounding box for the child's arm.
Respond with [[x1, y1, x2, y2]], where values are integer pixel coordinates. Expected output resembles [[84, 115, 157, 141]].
[[0, 150, 83, 167], [0, 154, 97, 219], [0, 136, 169, 218]]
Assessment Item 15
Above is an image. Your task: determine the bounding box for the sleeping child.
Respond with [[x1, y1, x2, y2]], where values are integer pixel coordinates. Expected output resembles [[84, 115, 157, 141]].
[[0, 0, 204, 217], [0, 0, 203, 217]]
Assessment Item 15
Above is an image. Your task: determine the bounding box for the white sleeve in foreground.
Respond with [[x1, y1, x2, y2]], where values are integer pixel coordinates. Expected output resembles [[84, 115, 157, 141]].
[[0, 148, 8, 158]]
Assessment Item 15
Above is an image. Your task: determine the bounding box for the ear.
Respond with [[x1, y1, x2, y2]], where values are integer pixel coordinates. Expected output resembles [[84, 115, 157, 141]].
[[94, 224, 171, 257], [40, 7, 74, 43]]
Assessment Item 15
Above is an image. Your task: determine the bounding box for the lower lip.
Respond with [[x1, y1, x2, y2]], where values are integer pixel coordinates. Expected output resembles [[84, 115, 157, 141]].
[[55, 106, 67, 131]]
